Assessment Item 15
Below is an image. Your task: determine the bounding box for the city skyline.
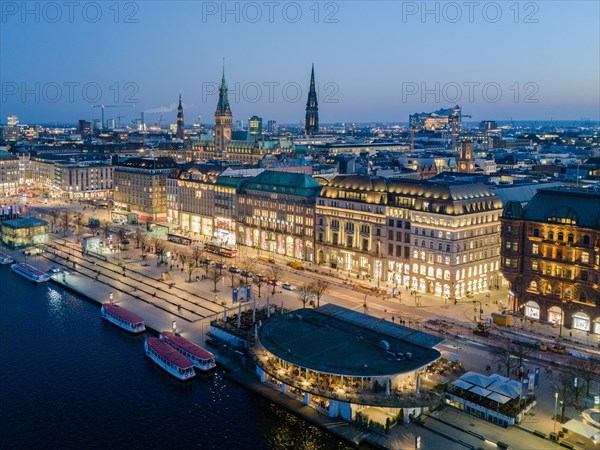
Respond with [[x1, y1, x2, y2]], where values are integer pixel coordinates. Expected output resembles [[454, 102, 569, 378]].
[[1, 1, 599, 124]]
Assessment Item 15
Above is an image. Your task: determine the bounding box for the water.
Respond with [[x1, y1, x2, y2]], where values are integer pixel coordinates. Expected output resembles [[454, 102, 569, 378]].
[[0, 269, 352, 449]]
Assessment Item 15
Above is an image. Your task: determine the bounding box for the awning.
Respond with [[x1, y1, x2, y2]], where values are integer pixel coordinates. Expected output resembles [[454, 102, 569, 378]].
[[451, 379, 473, 390], [469, 385, 492, 397], [441, 351, 460, 362], [486, 392, 511, 404], [563, 419, 600, 439]]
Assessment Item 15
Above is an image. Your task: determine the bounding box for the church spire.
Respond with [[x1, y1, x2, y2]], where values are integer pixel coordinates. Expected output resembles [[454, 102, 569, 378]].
[[305, 63, 319, 136], [214, 62, 233, 159], [217, 61, 231, 116], [176, 93, 185, 140]]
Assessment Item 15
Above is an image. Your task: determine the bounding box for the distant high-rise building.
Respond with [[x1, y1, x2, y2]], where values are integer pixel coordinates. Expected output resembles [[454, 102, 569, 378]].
[[7, 116, 19, 127], [233, 120, 244, 131], [93, 119, 102, 130], [214, 67, 232, 158], [479, 120, 498, 131], [78, 120, 92, 136], [267, 120, 278, 133], [176, 94, 185, 140], [457, 139, 475, 173], [106, 119, 116, 130], [249, 116, 262, 137], [305, 64, 319, 136]]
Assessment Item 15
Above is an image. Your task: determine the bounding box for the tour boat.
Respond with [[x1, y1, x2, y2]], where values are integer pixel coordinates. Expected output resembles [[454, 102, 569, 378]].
[[11, 262, 50, 283], [0, 252, 14, 265], [100, 303, 146, 334], [144, 337, 196, 381], [160, 331, 217, 373]]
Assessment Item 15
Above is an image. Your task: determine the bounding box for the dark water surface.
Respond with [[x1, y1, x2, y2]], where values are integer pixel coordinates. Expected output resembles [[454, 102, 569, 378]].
[[0, 269, 352, 449]]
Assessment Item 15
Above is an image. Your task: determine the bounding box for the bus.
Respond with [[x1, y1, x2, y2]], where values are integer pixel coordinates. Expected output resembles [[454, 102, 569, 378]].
[[204, 243, 238, 258], [167, 233, 197, 246]]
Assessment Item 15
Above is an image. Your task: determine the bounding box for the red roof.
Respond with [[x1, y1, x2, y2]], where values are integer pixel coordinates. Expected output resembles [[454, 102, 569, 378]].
[[18, 263, 45, 276], [146, 337, 194, 368], [161, 332, 214, 359], [102, 303, 144, 324]]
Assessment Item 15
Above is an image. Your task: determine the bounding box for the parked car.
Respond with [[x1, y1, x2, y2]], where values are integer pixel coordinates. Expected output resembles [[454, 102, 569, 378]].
[[47, 266, 61, 274], [267, 279, 282, 286], [286, 261, 305, 270], [215, 262, 227, 270], [282, 283, 295, 291], [228, 266, 241, 273], [240, 271, 253, 278], [255, 275, 268, 283]]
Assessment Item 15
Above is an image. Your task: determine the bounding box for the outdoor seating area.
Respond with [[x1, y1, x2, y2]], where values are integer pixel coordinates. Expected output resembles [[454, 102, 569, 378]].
[[423, 357, 464, 383]]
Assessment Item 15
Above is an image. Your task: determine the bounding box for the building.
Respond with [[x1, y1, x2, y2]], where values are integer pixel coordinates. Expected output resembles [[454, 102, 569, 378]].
[[251, 304, 444, 426], [0, 150, 20, 196], [267, 120, 277, 134], [249, 116, 262, 137], [176, 94, 185, 140], [7, 116, 19, 127], [113, 157, 179, 222], [445, 371, 536, 427], [315, 176, 503, 300], [237, 170, 321, 261], [457, 139, 475, 173], [409, 106, 460, 132], [501, 187, 600, 334], [305, 64, 319, 136], [214, 69, 232, 158], [28, 154, 114, 200], [1, 218, 49, 249]]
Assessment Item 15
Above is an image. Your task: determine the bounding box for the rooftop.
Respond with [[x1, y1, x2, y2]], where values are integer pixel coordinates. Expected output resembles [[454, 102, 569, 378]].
[[1, 218, 48, 229], [258, 304, 442, 377]]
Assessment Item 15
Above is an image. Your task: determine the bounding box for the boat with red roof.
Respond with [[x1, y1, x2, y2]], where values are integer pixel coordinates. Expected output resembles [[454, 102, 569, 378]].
[[11, 262, 50, 283], [0, 252, 15, 265], [144, 337, 196, 381], [101, 303, 146, 334], [160, 331, 216, 373]]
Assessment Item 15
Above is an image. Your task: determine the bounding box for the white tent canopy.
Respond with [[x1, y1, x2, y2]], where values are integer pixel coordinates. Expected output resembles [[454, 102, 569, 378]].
[[451, 379, 473, 390], [486, 392, 511, 404], [563, 419, 600, 439]]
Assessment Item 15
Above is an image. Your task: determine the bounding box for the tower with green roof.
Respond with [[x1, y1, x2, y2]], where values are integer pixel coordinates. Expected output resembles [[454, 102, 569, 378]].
[[214, 65, 232, 158]]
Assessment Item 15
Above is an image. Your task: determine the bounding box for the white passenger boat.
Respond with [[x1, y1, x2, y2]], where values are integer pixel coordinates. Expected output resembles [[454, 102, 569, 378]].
[[100, 303, 146, 334], [144, 337, 196, 381], [160, 331, 217, 373], [11, 262, 50, 283], [0, 252, 15, 265]]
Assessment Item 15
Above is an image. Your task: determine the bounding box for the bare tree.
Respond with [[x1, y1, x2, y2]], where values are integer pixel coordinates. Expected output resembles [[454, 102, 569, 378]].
[[227, 268, 239, 288], [49, 210, 60, 233], [152, 237, 165, 264], [238, 257, 256, 285], [253, 277, 266, 299], [297, 284, 314, 308], [207, 266, 223, 292], [267, 265, 283, 295], [73, 212, 84, 241], [494, 347, 518, 378], [190, 245, 205, 270], [60, 211, 70, 237], [510, 343, 533, 372], [550, 370, 572, 423], [572, 357, 599, 398], [139, 234, 148, 265], [101, 220, 111, 239], [133, 226, 144, 249], [309, 280, 329, 308], [184, 250, 198, 283]]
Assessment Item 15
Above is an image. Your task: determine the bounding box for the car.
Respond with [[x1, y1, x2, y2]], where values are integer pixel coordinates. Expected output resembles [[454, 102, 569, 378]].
[[228, 266, 241, 274], [282, 283, 295, 291], [267, 279, 282, 286], [201, 258, 213, 266], [24, 247, 43, 256], [47, 266, 61, 274], [215, 262, 227, 270], [255, 275, 268, 283], [240, 271, 253, 278]]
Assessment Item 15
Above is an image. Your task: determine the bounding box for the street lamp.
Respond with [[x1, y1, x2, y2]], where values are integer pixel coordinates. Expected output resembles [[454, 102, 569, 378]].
[[363, 293, 368, 315], [554, 392, 559, 434]]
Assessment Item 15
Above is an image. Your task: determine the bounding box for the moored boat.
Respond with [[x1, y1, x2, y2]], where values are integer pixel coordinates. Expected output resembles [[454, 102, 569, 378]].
[[100, 303, 146, 334], [0, 252, 15, 265], [160, 331, 216, 373], [10, 262, 50, 283], [144, 337, 196, 381]]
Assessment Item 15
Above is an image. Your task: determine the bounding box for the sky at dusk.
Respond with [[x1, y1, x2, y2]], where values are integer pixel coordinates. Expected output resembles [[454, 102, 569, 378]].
[[1, 1, 599, 125]]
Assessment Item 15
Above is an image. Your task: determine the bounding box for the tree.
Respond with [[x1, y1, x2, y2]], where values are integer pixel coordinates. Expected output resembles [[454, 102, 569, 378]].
[[60, 211, 70, 237], [139, 234, 148, 264], [238, 258, 256, 285], [152, 237, 165, 264], [207, 266, 223, 292], [550, 370, 572, 423], [133, 226, 144, 249], [253, 277, 265, 299], [297, 284, 314, 308], [572, 357, 599, 398], [190, 245, 204, 270], [184, 250, 197, 283], [49, 210, 60, 233], [510, 342, 532, 372], [494, 347, 518, 378], [309, 280, 329, 308], [73, 212, 84, 241], [101, 220, 111, 239], [267, 265, 283, 295]]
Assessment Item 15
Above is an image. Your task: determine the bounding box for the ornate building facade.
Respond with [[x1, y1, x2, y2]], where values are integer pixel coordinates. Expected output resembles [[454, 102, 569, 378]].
[[176, 94, 185, 140], [214, 69, 232, 158], [502, 188, 600, 333]]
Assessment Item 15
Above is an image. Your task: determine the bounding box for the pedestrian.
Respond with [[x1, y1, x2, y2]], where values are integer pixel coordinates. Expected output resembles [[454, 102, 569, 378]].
[[153, 292, 156, 297], [392, 316, 395, 323]]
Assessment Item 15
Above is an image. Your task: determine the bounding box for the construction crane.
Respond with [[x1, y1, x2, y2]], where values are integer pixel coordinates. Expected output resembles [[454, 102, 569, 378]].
[[450, 108, 472, 152], [92, 105, 134, 130]]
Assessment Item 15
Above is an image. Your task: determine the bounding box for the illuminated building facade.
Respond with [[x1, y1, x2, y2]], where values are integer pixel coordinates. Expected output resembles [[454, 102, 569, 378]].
[[502, 188, 600, 333]]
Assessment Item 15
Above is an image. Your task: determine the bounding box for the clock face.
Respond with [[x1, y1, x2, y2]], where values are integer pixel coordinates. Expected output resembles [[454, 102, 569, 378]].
[[460, 163, 466, 169]]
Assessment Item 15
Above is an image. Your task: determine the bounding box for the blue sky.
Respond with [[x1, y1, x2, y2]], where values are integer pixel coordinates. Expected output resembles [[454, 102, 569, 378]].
[[1, 1, 599, 125]]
